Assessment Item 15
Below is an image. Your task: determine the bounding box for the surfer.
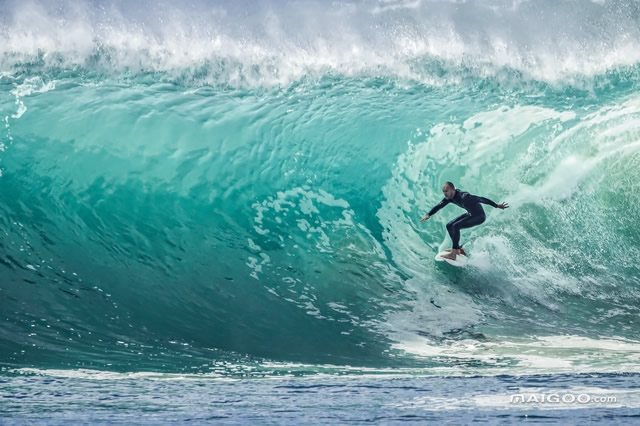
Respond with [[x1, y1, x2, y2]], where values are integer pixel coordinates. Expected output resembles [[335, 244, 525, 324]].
[[421, 182, 508, 260]]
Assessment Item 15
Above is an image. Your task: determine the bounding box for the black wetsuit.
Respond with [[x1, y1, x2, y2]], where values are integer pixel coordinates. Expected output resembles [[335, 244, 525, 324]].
[[427, 190, 498, 250]]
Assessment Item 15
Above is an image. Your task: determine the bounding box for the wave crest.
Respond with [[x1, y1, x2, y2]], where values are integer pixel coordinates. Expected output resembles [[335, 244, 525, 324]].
[[2, 0, 640, 87]]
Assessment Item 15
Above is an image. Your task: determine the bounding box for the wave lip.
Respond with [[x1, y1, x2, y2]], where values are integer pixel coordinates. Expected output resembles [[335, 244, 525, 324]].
[[2, 0, 640, 86]]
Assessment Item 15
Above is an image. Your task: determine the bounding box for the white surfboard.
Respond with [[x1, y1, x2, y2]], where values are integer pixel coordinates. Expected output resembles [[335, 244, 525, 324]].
[[435, 251, 469, 267]]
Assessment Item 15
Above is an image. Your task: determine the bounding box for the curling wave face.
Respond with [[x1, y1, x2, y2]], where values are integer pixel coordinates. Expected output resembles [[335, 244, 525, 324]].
[[1, 0, 640, 375]]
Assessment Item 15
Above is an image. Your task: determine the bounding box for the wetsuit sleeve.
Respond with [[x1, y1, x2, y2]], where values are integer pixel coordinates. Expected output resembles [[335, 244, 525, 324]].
[[473, 195, 498, 208], [427, 198, 450, 216]]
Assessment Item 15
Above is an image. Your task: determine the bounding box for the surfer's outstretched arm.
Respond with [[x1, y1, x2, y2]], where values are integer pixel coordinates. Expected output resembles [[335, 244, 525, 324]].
[[473, 196, 498, 208], [421, 198, 450, 221], [474, 196, 509, 210]]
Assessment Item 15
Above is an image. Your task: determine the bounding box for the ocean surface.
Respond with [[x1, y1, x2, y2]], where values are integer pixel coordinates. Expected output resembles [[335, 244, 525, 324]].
[[1, 0, 640, 423]]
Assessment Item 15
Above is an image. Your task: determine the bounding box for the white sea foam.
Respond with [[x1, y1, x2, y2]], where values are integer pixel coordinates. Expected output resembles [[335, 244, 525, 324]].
[[12, 334, 640, 378], [1, 0, 639, 86]]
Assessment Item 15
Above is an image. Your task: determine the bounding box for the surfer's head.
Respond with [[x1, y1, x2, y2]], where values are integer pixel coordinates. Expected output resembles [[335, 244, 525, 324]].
[[442, 182, 456, 199]]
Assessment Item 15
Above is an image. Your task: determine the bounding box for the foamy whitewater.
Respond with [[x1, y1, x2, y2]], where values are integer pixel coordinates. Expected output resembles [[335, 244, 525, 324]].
[[1, 0, 640, 423]]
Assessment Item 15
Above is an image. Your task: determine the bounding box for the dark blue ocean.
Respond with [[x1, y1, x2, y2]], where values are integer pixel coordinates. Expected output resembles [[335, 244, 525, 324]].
[[1, 0, 640, 423]]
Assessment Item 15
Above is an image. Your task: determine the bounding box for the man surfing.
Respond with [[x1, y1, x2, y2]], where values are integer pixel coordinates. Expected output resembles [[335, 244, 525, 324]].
[[421, 182, 508, 260]]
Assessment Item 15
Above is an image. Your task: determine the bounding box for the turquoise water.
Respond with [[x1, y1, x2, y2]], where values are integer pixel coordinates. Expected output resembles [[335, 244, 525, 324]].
[[2, 0, 640, 422]]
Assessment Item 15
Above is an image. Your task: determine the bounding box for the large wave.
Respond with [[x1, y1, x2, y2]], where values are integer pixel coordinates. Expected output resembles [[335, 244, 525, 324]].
[[1, 0, 640, 375]]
